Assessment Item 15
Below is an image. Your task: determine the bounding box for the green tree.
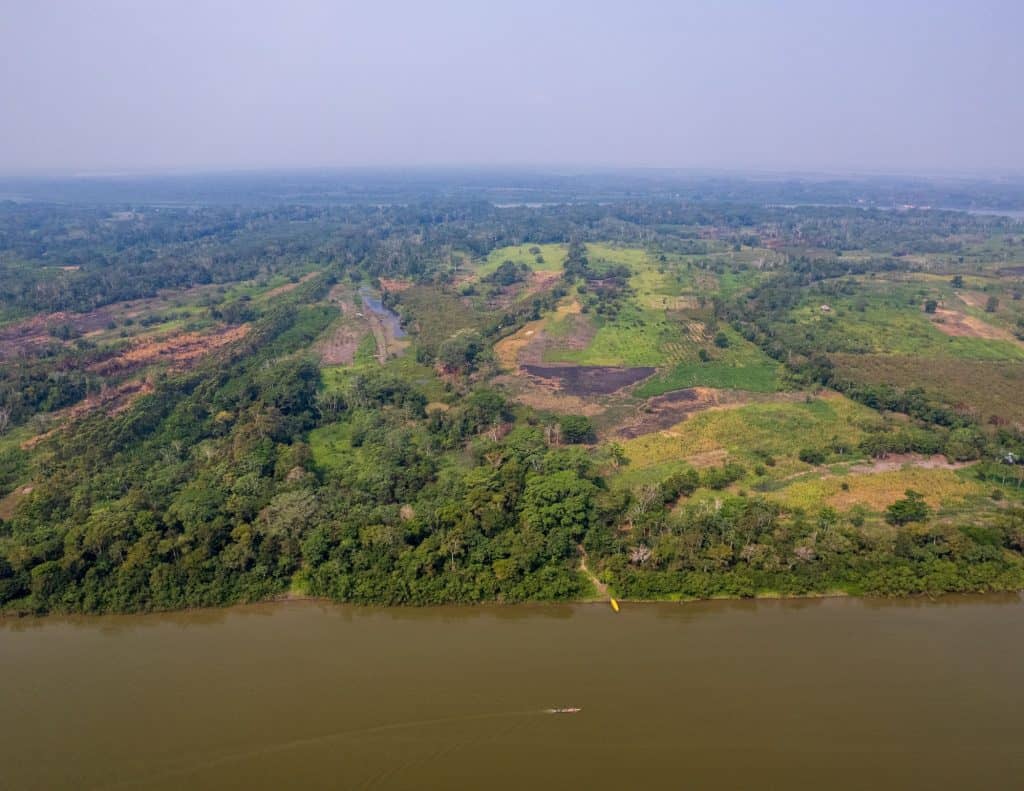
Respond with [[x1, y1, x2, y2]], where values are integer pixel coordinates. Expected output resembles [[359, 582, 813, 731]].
[[885, 490, 931, 525], [559, 415, 595, 444]]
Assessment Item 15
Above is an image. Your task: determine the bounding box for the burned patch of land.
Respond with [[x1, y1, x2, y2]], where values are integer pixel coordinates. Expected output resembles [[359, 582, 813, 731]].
[[521, 364, 655, 396], [614, 387, 808, 439], [616, 388, 708, 438]]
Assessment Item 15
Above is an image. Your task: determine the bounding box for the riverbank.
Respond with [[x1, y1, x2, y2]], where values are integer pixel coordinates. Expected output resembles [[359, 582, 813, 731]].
[[8, 581, 1024, 620]]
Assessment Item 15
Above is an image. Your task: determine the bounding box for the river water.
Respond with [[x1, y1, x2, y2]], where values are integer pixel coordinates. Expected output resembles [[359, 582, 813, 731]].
[[2, 596, 1023, 790], [358, 286, 406, 339]]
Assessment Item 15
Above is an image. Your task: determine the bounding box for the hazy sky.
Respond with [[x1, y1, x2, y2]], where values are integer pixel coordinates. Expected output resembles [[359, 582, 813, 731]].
[[3, 0, 1022, 174]]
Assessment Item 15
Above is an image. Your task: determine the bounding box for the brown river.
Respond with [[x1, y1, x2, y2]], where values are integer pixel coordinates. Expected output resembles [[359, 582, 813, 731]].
[[2, 596, 1023, 790]]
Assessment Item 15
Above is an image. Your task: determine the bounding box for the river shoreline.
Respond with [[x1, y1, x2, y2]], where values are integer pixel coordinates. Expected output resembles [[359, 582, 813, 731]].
[[4, 586, 1022, 621]]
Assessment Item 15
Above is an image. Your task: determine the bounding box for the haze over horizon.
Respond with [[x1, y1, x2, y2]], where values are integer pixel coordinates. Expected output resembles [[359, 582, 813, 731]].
[[3, 0, 1023, 175]]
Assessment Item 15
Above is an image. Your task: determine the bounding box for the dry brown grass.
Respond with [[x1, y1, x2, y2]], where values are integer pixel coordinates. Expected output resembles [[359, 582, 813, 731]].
[[770, 467, 984, 512], [379, 278, 414, 293], [832, 352, 1024, 425]]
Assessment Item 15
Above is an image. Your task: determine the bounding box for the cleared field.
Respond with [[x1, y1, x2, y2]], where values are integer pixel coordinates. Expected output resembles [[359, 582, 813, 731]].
[[635, 327, 782, 396], [394, 285, 487, 352], [832, 352, 1024, 424], [320, 353, 447, 403], [766, 466, 985, 513], [308, 420, 354, 474], [543, 301, 681, 367], [478, 243, 567, 276], [621, 394, 874, 471], [793, 285, 1024, 361]]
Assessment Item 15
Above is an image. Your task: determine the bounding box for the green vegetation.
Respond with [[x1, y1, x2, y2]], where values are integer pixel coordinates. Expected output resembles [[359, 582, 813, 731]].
[[3, 190, 1024, 614], [478, 244, 566, 276]]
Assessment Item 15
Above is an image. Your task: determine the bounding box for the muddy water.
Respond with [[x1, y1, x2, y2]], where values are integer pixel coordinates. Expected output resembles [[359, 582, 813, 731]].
[[3, 596, 1023, 790], [358, 286, 406, 338]]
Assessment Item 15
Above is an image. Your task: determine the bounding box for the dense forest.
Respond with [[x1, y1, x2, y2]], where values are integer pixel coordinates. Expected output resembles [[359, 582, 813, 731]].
[[2, 175, 1024, 613]]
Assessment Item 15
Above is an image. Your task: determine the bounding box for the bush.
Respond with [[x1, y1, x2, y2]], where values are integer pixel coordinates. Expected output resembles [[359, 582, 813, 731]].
[[559, 415, 595, 444], [437, 331, 486, 373], [798, 448, 827, 465], [885, 490, 931, 525]]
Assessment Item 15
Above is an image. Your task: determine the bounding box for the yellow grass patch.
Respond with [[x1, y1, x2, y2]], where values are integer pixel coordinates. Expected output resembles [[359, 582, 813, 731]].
[[493, 298, 580, 370], [770, 467, 983, 512], [622, 393, 872, 470]]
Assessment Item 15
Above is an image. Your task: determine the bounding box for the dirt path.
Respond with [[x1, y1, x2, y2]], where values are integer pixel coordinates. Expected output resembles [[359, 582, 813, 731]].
[[367, 312, 393, 363], [578, 546, 609, 599], [848, 453, 976, 474]]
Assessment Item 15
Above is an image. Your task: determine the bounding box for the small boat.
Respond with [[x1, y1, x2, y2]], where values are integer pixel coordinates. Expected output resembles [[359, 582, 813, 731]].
[[546, 707, 582, 714], [610, 598, 620, 613]]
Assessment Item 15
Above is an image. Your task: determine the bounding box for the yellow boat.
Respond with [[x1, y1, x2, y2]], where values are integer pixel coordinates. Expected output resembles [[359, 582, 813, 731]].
[[610, 598, 620, 613]]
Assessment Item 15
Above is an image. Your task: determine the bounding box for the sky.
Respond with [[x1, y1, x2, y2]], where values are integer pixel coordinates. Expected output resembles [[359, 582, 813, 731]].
[[2, 0, 1022, 175]]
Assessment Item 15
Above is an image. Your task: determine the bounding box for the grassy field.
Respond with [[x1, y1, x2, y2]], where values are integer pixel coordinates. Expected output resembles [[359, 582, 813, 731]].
[[619, 394, 875, 473], [395, 285, 488, 352], [832, 352, 1024, 424], [635, 327, 782, 396], [793, 281, 1024, 361], [308, 420, 355, 474], [764, 466, 985, 513], [543, 301, 682, 367], [478, 243, 567, 276]]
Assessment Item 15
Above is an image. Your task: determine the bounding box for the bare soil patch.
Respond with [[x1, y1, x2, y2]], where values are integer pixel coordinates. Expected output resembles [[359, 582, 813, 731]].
[[88, 325, 250, 376], [319, 326, 361, 365], [521, 270, 562, 299], [955, 291, 989, 311], [848, 453, 974, 474], [544, 313, 597, 355], [491, 374, 606, 417], [494, 319, 545, 370], [0, 309, 115, 360], [319, 289, 363, 365], [930, 307, 1015, 342]]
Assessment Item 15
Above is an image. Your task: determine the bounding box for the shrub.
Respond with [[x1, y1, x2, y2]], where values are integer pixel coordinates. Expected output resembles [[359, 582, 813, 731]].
[[559, 415, 595, 444], [798, 448, 827, 465], [885, 490, 931, 525]]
